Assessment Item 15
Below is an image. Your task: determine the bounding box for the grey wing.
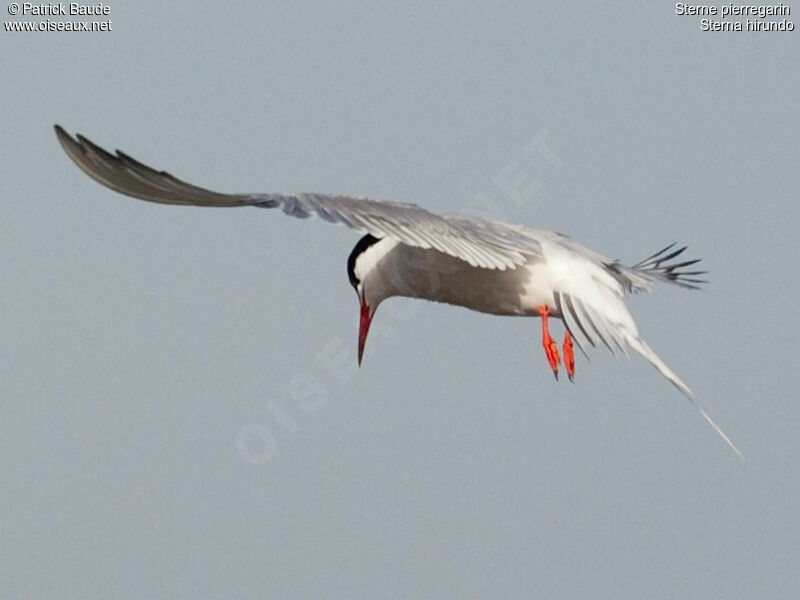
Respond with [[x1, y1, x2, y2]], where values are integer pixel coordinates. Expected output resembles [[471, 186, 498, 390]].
[[55, 126, 542, 270]]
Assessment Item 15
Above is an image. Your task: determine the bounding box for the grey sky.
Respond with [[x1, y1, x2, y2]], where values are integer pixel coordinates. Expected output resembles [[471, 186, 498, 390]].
[[2, 2, 799, 598]]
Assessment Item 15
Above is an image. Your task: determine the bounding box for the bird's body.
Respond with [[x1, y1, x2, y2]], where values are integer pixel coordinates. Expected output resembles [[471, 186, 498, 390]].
[[355, 231, 632, 321], [351, 228, 695, 399], [54, 125, 742, 459], [355, 236, 536, 316]]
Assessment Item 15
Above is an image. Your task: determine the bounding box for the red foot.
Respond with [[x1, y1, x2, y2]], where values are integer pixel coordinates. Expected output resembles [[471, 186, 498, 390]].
[[538, 305, 560, 380], [563, 330, 575, 382]]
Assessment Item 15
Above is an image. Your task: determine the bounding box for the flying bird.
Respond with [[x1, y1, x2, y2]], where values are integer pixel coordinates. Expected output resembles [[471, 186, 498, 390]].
[[54, 125, 743, 459]]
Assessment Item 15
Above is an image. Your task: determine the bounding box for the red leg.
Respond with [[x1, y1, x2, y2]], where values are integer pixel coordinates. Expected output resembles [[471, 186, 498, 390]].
[[563, 330, 575, 382], [538, 305, 560, 380]]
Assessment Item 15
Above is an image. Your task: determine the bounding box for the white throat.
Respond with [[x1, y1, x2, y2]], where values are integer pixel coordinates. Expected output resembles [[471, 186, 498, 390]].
[[353, 237, 401, 307]]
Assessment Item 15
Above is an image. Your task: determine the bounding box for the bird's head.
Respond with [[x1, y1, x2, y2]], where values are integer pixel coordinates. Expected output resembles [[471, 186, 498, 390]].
[[347, 234, 389, 365]]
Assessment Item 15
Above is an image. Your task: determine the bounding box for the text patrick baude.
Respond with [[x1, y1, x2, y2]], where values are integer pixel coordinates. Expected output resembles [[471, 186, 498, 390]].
[[19, 3, 110, 15]]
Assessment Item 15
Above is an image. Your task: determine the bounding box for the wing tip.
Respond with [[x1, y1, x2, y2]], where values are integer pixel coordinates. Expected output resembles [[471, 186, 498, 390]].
[[54, 124, 80, 154]]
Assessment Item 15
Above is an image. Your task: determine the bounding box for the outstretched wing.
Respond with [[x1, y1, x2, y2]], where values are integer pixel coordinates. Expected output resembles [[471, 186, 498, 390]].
[[55, 126, 543, 270]]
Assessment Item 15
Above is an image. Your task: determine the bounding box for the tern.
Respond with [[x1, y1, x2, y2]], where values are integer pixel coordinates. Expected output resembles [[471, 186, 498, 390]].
[[54, 125, 743, 459]]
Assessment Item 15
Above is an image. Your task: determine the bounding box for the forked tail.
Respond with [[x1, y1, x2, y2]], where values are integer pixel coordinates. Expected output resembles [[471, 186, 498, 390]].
[[630, 243, 708, 290], [625, 334, 745, 461]]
